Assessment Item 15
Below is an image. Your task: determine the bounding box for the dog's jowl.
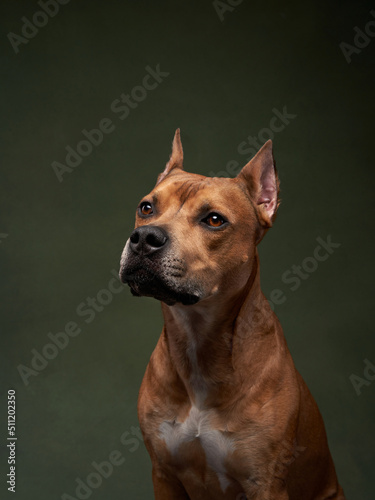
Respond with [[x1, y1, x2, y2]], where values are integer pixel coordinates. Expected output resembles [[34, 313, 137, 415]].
[[119, 130, 346, 500]]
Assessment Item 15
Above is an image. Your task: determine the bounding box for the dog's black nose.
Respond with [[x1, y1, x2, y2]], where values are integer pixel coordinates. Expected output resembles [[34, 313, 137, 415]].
[[129, 226, 168, 256]]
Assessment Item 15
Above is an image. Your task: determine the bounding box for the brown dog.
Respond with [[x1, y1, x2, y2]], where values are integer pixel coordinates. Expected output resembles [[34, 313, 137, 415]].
[[119, 130, 346, 500]]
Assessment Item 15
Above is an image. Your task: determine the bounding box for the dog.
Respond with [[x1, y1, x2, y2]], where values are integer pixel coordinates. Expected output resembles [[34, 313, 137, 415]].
[[119, 130, 346, 499]]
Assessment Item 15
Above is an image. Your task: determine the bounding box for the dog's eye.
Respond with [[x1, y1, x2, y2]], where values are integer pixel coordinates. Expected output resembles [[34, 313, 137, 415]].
[[139, 202, 153, 216], [203, 213, 226, 228]]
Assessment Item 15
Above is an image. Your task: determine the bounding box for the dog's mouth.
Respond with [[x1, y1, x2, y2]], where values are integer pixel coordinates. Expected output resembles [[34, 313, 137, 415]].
[[120, 262, 201, 306]]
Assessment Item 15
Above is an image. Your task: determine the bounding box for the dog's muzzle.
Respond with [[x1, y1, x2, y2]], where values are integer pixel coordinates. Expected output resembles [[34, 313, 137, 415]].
[[119, 226, 201, 306]]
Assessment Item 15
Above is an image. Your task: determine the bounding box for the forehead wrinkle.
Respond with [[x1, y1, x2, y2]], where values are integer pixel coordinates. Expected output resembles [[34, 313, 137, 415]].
[[153, 177, 251, 220], [174, 180, 191, 195], [175, 182, 205, 213]]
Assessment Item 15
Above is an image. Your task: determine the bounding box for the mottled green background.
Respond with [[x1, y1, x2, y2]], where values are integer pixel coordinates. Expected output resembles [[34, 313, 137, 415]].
[[1, 0, 374, 499]]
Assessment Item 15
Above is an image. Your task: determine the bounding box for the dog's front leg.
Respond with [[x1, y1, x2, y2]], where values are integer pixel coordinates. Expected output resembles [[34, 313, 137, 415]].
[[241, 480, 289, 500], [152, 468, 190, 500]]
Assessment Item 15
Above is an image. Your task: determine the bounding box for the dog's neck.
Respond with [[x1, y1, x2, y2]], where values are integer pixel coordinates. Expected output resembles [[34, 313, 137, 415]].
[[161, 253, 276, 407]]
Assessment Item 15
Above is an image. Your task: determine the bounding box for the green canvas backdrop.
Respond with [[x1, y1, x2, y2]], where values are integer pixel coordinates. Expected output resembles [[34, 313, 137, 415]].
[[0, 0, 374, 498]]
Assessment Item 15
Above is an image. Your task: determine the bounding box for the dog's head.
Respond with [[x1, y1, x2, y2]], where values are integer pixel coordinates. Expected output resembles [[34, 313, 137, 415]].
[[119, 129, 279, 306]]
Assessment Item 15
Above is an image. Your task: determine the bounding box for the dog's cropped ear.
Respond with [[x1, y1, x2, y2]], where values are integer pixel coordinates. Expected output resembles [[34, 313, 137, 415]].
[[237, 140, 280, 228], [156, 129, 184, 185]]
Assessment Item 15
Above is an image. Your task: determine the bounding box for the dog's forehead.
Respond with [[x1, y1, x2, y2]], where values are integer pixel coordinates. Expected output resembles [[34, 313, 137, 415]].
[[149, 172, 249, 209]]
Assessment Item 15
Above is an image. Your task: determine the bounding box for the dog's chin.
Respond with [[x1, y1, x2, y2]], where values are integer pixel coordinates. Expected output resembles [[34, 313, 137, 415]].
[[121, 268, 201, 306]]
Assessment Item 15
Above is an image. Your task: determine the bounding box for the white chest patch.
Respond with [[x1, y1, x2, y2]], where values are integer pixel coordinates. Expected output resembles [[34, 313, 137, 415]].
[[159, 406, 234, 492]]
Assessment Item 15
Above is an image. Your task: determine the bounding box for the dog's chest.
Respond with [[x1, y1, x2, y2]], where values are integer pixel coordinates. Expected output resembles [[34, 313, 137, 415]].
[[159, 405, 235, 491]]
